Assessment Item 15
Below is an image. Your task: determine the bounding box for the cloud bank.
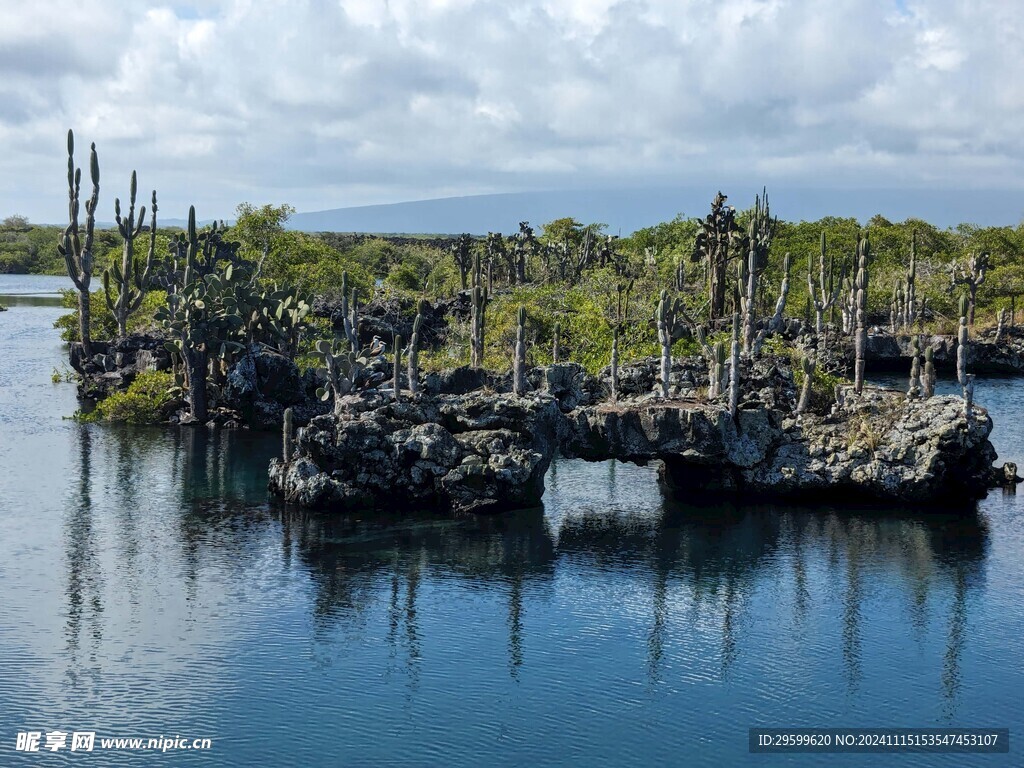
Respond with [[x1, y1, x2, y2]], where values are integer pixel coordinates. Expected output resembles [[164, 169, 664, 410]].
[[0, 0, 1019, 222]]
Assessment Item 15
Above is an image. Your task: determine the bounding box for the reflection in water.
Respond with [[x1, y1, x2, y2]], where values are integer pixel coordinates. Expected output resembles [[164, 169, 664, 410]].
[[8, 275, 1020, 767], [262, 473, 989, 705], [64, 425, 104, 689], [942, 564, 968, 719]]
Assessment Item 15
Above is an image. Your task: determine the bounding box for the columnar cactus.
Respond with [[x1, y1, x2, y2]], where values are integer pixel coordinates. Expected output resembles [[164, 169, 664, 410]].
[[950, 252, 989, 326], [922, 346, 936, 398], [996, 308, 1008, 344], [964, 374, 975, 417], [104, 174, 157, 339], [841, 275, 856, 335], [610, 326, 620, 401], [393, 334, 403, 401], [656, 289, 684, 398], [904, 232, 917, 328], [552, 322, 561, 363], [957, 294, 969, 390], [58, 129, 100, 357], [513, 305, 527, 395], [853, 235, 870, 394], [752, 252, 792, 356], [340, 271, 359, 350], [728, 313, 740, 418], [470, 251, 487, 368], [796, 355, 815, 415], [714, 341, 727, 398], [768, 252, 792, 333], [808, 233, 844, 337], [907, 336, 922, 400], [282, 407, 293, 463], [740, 191, 776, 355], [408, 305, 424, 395], [608, 280, 632, 401], [694, 325, 726, 399], [889, 282, 903, 334]]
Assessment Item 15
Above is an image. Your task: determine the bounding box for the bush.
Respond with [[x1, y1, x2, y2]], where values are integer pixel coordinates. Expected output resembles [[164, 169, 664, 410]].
[[84, 371, 175, 424]]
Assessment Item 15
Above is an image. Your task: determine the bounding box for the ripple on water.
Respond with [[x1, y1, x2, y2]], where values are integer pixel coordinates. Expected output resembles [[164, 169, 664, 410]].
[[0, 277, 1022, 766]]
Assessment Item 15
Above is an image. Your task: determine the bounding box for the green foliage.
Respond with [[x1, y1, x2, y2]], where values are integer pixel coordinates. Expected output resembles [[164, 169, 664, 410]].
[[82, 371, 175, 424], [55, 288, 167, 342]]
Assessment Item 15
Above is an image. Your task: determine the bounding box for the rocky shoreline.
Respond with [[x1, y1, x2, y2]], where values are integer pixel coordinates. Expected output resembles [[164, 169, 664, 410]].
[[269, 359, 1013, 513]]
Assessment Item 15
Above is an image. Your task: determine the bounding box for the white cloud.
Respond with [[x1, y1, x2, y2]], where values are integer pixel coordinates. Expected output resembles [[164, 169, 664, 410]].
[[0, 0, 1022, 222]]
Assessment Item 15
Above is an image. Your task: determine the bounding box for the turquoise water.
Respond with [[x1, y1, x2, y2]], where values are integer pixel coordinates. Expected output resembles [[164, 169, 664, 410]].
[[1, 275, 1022, 766]]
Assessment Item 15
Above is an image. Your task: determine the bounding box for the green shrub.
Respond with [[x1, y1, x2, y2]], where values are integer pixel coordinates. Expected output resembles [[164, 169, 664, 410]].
[[85, 371, 175, 424]]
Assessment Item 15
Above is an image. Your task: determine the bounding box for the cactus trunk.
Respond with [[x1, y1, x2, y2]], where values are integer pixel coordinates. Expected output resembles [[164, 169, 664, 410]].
[[282, 407, 293, 463], [907, 336, 921, 399], [657, 291, 671, 398], [611, 326, 619, 402], [853, 236, 870, 394], [728, 313, 740, 418], [393, 334, 403, 401], [923, 347, 936, 398], [513, 306, 526, 395], [796, 356, 814, 415], [408, 311, 422, 395]]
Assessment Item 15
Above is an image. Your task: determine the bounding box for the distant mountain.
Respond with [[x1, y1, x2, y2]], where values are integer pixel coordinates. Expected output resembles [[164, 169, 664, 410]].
[[287, 187, 1024, 235]]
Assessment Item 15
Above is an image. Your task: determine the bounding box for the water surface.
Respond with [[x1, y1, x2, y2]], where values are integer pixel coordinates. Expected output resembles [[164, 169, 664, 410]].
[[1, 275, 1022, 766]]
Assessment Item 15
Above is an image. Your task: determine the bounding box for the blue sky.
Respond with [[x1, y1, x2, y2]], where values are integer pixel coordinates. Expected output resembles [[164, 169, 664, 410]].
[[1, 0, 1021, 226]]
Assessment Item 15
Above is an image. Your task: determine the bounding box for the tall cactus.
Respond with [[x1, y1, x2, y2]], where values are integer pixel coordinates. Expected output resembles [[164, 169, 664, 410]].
[[552, 321, 561, 363], [808, 232, 844, 336], [513, 305, 527, 395], [728, 313, 740, 418], [610, 326, 620, 402], [408, 304, 424, 395], [609, 280, 632, 402], [104, 173, 157, 338], [656, 289, 684, 398], [922, 346, 936, 398], [904, 232, 917, 328], [740, 190, 776, 355], [907, 336, 921, 400], [957, 293, 969, 390], [340, 271, 358, 349], [752, 252, 792, 356], [695, 326, 725, 398], [853, 235, 870, 394], [768, 252, 792, 333], [470, 251, 487, 368], [996, 308, 1008, 344], [393, 334, 403, 401], [282, 407, 294, 463], [796, 355, 815, 415], [58, 129, 100, 357]]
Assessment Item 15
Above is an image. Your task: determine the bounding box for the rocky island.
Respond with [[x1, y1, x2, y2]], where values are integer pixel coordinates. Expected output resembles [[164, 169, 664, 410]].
[[269, 355, 1008, 512]]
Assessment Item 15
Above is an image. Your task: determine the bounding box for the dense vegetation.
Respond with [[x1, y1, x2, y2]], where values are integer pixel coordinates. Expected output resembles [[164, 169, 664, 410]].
[[31, 130, 1024, 423]]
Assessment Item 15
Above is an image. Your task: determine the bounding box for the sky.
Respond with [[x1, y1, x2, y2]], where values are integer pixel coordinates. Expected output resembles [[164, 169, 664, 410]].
[[1, 0, 1022, 226]]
